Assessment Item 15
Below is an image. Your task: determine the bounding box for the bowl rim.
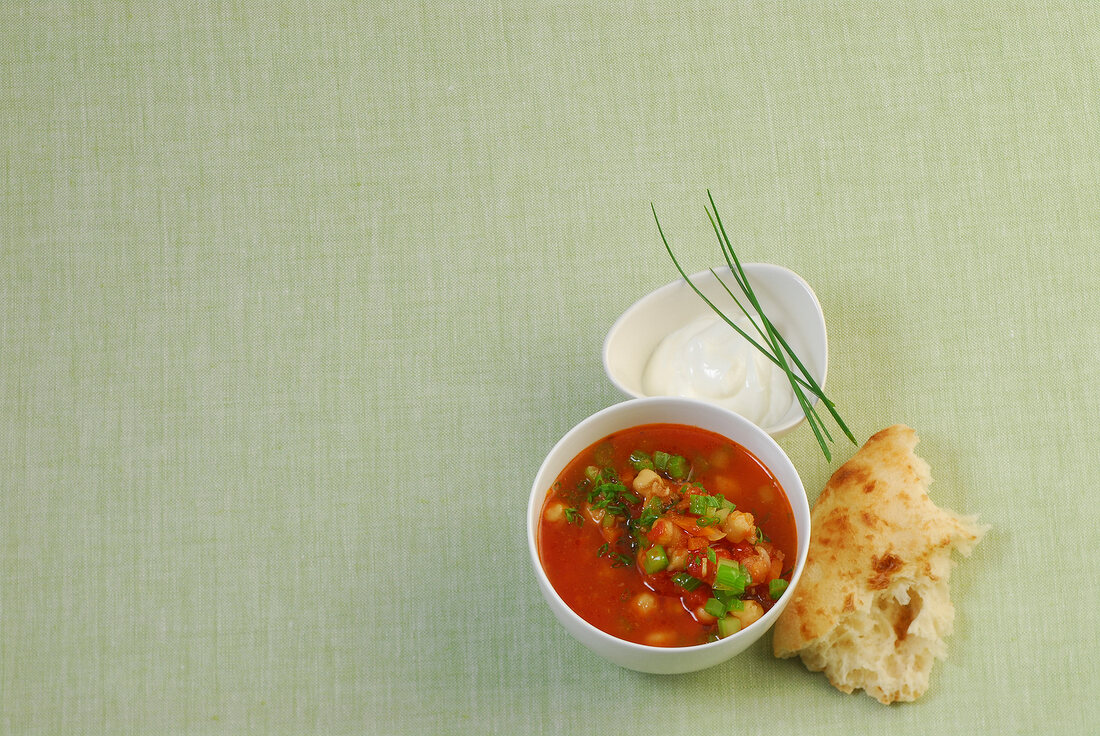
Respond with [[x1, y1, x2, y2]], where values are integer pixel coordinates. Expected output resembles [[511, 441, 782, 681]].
[[527, 396, 811, 663]]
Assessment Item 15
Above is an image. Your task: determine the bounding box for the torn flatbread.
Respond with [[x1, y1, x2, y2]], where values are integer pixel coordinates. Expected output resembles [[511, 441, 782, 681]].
[[773, 425, 988, 704]]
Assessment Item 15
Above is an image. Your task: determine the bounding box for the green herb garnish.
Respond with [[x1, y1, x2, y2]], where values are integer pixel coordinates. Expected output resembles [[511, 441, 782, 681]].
[[671, 572, 703, 591], [652, 192, 857, 461], [688, 494, 719, 515], [587, 480, 632, 517], [563, 507, 583, 526], [632, 499, 662, 532]]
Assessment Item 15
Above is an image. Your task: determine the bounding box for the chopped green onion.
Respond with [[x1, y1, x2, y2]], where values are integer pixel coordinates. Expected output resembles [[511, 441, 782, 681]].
[[711, 588, 744, 610], [717, 616, 742, 638], [563, 507, 583, 526], [585, 466, 599, 482], [653, 451, 670, 471], [642, 545, 669, 574], [714, 559, 751, 594], [703, 597, 727, 618], [705, 547, 717, 564], [667, 454, 689, 480], [769, 578, 789, 600], [671, 572, 702, 591], [695, 515, 720, 527], [629, 450, 653, 471], [688, 494, 720, 515]]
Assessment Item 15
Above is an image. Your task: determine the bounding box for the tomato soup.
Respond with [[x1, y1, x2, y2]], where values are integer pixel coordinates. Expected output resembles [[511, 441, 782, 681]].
[[537, 423, 796, 647]]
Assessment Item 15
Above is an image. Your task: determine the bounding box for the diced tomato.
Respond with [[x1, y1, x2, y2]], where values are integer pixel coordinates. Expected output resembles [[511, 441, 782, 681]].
[[680, 586, 710, 614], [686, 553, 714, 584], [666, 513, 726, 541]]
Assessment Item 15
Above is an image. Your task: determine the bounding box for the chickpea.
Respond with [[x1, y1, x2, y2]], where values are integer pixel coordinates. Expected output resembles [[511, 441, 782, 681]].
[[709, 447, 732, 470], [644, 630, 674, 646], [756, 484, 776, 505], [632, 592, 658, 615], [650, 518, 684, 548], [632, 468, 670, 499], [769, 549, 785, 580], [667, 547, 689, 572], [743, 547, 771, 584], [721, 510, 756, 543], [730, 600, 764, 629], [713, 475, 739, 497], [543, 502, 565, 523], [694, 605, 718, 625]]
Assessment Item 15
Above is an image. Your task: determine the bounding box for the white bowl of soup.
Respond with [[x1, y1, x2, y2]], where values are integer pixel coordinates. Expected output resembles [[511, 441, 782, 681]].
[[527, 396, 811, 674]]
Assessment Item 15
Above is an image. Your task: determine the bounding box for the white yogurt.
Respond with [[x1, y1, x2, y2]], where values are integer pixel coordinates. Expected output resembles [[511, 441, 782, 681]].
[[642, 313, 796, 427]]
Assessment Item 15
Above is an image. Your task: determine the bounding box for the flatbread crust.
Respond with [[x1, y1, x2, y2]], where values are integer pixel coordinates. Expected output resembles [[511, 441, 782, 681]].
[[772, 425, 987, 704]]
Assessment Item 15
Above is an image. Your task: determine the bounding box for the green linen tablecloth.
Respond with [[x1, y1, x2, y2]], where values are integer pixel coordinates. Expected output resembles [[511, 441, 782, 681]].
[[2, 3, 1098, 734]]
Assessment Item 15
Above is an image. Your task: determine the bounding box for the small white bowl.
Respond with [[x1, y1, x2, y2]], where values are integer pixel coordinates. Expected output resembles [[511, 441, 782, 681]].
[[527, 396, 811, 674], [602, 264, 827, 438]]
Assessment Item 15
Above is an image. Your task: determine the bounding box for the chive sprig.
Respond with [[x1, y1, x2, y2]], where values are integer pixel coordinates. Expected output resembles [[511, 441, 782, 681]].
[[651, 191, 856, 461]]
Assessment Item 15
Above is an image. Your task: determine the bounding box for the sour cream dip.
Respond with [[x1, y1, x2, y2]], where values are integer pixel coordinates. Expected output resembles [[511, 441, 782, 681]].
[[642, 313, 796, 427]]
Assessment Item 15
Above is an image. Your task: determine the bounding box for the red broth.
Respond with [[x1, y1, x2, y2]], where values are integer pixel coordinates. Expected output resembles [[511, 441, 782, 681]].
[[537, 423, 796, 647]]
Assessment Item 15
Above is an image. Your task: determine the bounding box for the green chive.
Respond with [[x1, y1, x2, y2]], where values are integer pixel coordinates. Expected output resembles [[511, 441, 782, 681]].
[[769, 578, 789, 600], [652, 195, 858, 461], [653, 451, 670, 471]]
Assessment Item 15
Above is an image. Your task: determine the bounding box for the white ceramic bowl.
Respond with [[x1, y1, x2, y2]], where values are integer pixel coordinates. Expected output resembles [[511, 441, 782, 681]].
[[527, 396, 811, 674], [602, 264, 827, 438]]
